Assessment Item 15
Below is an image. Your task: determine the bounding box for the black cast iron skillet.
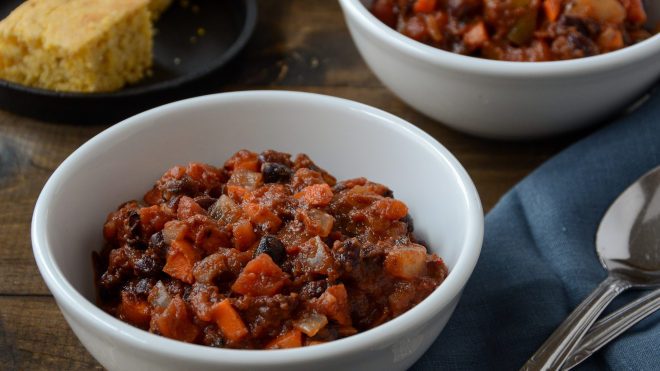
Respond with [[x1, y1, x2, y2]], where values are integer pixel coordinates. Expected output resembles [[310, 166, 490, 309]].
[[0, 0, 257, 124]]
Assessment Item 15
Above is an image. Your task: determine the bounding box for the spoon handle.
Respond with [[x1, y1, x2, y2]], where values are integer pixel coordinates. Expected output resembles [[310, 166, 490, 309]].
[[562, 288, 660, 370], [520, 275, 631, 371]]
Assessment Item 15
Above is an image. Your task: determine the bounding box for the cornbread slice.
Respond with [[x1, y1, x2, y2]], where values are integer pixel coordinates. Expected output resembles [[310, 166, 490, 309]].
[[149, 0, 174, 20], [0, 0, 153, 92]]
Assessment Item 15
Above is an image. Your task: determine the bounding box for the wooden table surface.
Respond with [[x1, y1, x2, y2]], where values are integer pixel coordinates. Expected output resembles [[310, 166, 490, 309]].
[[0, 1, 584, 369]]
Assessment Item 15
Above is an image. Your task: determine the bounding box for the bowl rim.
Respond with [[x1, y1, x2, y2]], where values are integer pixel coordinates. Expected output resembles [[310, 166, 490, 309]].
[[31, 90, 484, 365], [339, 0, 660, 78]]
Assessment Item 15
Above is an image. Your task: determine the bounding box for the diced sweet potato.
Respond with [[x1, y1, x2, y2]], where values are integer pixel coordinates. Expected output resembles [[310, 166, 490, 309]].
[[118, 292, 151, 328], [224, 150, 260, 172], [243, 202, 282, 233], [232, 253, 289, 296], [211, 299, 248, 341], [294, 183, 334, 207], [266, 329, 303, 349], [153, 296, 199, 343], [232, 219, 256, 251], [163, 239, 201, 284], [413, 0, 436, 13], [177, 196, 206, 220], [162, 220, 189, 244], [139, 205, 171, 237], [186, 215, 230, 254], [373, 198, 408, 220], [315, 284, 351, 326]]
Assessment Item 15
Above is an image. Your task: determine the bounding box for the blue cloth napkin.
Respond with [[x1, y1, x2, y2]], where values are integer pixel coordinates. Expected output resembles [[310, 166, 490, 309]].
[[413, 86, 660, 371]]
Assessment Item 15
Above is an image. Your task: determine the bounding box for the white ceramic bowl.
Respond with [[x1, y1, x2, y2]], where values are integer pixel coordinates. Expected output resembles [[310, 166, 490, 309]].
[[31, 91, 483, 371], [339, 0, 660, 139]]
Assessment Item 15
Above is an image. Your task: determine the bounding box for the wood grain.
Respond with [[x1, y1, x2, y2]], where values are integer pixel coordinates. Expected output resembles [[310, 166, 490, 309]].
[[0, 0, 585, 369]]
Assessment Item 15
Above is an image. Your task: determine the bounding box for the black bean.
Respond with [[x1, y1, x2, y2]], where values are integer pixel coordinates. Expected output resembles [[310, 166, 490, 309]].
[[258, 150, 293, 166], [134, 253, 163, 276], [164, 176, 199, 196], [134, 278, 156, 297], [332, 239, 360, 273], [194, 196, 217, 210], [126, 210, 141, 246], [567, 32, 598, 57], [261, 162, 292, 183], [166, 195, 181, 211], [254, 235, 287, 265], [560, 16, 600, 37], [149, 231, 167, 253]]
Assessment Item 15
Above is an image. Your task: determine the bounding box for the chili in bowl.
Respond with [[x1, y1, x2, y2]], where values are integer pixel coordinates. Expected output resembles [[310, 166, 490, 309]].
[[339, 0, 660, 138], [31, 91, 483, 371], [95, 150, 449, 349]]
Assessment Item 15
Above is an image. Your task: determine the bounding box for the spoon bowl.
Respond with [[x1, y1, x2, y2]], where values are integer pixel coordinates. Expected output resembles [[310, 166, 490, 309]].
[[597, 166, 660, 283], [523, 165, 660, 370]]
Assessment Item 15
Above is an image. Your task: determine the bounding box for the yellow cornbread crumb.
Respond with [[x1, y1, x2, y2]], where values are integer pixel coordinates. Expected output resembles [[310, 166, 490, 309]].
[[0, 0, 153, 92], [149, 0, 173, 20]]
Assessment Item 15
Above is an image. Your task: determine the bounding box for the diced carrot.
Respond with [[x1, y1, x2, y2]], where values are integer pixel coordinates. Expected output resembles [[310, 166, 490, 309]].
[[294, 183, 334, 207], [118, 292, 151, 329], [243, 202, 282, 233], [177, 196, 206, 220], [231, 253, 289, 296], [211, 299, 248, 342], [373, 198, 408, 220], [232, 219, 256, 251], [163, 239, 201, 284], [266, 329, 303, 349], [315, 284, 351, 326], [463, 21, 489, 50], [154, 296, 199, 343], [543, 0, 562, 22], [225, 150, 260, 172], [139, 205, 171, 237], [413, 0, 436, 13]]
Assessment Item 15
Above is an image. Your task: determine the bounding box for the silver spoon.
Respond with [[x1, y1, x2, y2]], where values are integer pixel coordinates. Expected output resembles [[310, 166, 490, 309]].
[[522, 165, 660, 370], [563, 287, 660, 370]]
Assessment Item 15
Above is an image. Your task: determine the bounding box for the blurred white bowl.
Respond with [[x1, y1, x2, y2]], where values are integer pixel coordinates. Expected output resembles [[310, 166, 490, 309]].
[[32, 91, 483, 371], [339, 0, 660, 139]]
